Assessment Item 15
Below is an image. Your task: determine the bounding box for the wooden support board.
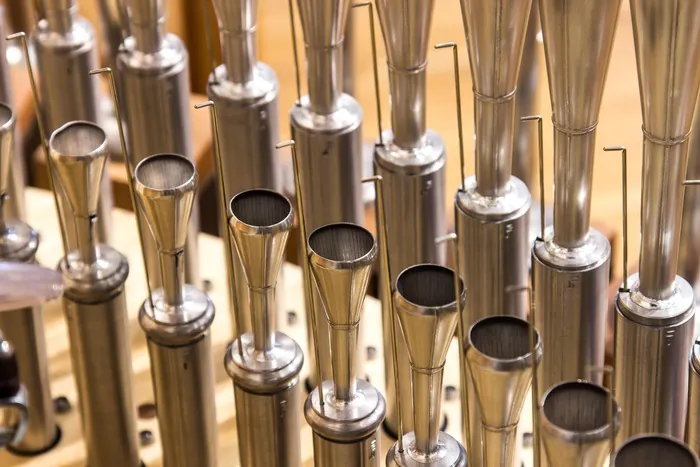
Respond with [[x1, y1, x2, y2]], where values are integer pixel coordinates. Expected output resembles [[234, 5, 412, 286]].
[[0, 189, 534, 466]]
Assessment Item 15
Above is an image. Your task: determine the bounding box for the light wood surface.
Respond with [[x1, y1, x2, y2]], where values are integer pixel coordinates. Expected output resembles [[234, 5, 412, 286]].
[[2, 188, 537, 466]]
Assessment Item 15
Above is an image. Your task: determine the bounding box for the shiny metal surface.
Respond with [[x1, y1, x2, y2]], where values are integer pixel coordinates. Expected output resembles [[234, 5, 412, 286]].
[[290, 95, 364, 385], [375, 132, 446, 436], [679, 99, 700, 298], [208, 0, 281, 336], [393, 264, 465, 457], [117, 3, 199, 292], [61, 249, 139, 467], [687, 342, 700, 456], [539, 381, 620, 467], [386, 432, 467, 467], [0, 336, 29, 450], [631, 0, 700, 300], [460, 0, 532, 197], [140, 286, 218, 467], [466, 316, 541, 467], [614, 273, 695, 442], [612, 434, 700, 467], [538, 0, 621, 248], [32, 2, 113, 250], [305, 380, 385, 467], [533, 228, 610, 395], [226, 331, 303, 467], [95, 0, 128, 70]]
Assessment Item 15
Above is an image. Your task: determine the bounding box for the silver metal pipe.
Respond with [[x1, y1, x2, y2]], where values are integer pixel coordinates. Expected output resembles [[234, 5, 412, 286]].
[[374, 0, 446, 436], [679, 98, 700, 300], [0, 103, 57, 455], [344, 11, 354, 96], [208, 0, 281, 336], [533, 0, 620, 404], [0, 334, 29, 450], [612, 434, 700, 467], [614, 273, 694, 442], [539, 381, 620, 467], [117, 0, 199, 293], [0, 6, 26, 222], [386, 264, 467, 467], [32, 0, 113, 251], [290, 0, 364, 387], [225, 189, 302, 467], [687, 341, 700, 456], [134, 154, 218, 467], [95, 0, 128, 71], [457, 1, 533, 459], [466, 316, 541, 467], [305, 223, 385, 466], [50, 121, 139, 466], [632, 0, 700, 300]]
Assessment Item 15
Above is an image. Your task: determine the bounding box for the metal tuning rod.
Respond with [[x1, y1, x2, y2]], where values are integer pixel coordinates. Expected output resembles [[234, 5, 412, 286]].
[[0, 101, 58, 455], [467, 315, 542, 466], [612, 435, 699, 467], [386, 264, 467, 467], [134, 154, 218, 467], [224, 186, 303, 467], [117, 0, 200, 293], [0, 334, 29, 450], [31, 0, 113, 248], [373, 0, 447, 437], [614, 0, 700, 444], [206, 0, 281, 338], [288, 0, 365, 390]]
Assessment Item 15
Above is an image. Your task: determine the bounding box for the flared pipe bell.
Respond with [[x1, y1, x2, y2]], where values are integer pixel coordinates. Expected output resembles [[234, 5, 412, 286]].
[[308, 222, 376, 401], [394, 264, 466, 456], [540, 380, 621, 467], [466, 315, 542, 466], [612, 434, 699, 467], [228, 189, 293, 351]]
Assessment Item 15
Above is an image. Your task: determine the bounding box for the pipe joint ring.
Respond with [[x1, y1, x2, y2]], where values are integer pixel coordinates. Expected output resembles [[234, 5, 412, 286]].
[[641, 125, 691, 147], [551, 116, 598, 136], [409, 362, 445, 375], [386, 61, 428, 76], [472, 87, 517, 104]]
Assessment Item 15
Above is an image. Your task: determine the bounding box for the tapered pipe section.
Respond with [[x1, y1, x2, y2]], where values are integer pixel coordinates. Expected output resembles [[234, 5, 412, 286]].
[[539, 381, 620, 467], [466, 316, 541, 467], [375, 0, 446, 435], [209, 0, 280, 336], [687, 342, 700, 456], [50, 121, 139, 466], [225, 189, 302, 467], [613, 435, 699, 467], [457, 1, 533, 458], [0, 103, 58, 455], [118, 0, 199, 293], [305, 223, 384, 466], [291, 0, 364, 388], [95, 0, 128, 70], [0, 334, 29, 449], [615, 0, 700, 444], [33, 0, 113, 251], [135, 154, 218, 467], [386, 265, 467, 467]]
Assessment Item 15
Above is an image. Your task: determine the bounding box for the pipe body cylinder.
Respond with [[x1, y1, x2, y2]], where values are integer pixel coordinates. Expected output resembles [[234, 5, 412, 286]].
[[289, 94, 364, 386], [614, 273, 695, 443], [32, 14, 113, 249], [678, 101, 700, 299], [207, 63, 280, 336], [533, 229, 610, 396], [0, 220, 57, 454], [687, 344, 700, 457], [375, 132, 446, 436], [225, 331, 303, 467], [304, 380, 385, 467], [117, 34, 199, 292], [139, 286, 218, 467], [386, 432, 467, 467], [60, 245, 140, 466]]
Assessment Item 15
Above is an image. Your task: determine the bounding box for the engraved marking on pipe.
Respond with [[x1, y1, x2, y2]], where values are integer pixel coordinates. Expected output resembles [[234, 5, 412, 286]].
[[280, 399, 287, 419], [369, 437, 377, 459]]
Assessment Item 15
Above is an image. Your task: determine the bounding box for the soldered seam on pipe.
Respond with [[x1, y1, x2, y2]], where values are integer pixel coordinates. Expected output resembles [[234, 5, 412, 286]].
[[386, 61, 428, 75], [482, 422, 519, 433], [472, 87, 516, 104], [551, 117, 598, 136], [328, 322, 360, 330], [409, 363, 445, 375], [641, 126, 690, 146]]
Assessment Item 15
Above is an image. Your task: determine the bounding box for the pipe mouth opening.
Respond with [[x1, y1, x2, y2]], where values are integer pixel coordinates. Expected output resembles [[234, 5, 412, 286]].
[[229, 189, 292, 228], [614, 435, 697, 467], [470, 316, 534, 360], [135, 154, 195, 192], [396, 264, 459, 308], [0, 103, 13, 131], [50, 122, 107, 158], [308, 223, 376, 264], [542, 381, 611, 433]]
